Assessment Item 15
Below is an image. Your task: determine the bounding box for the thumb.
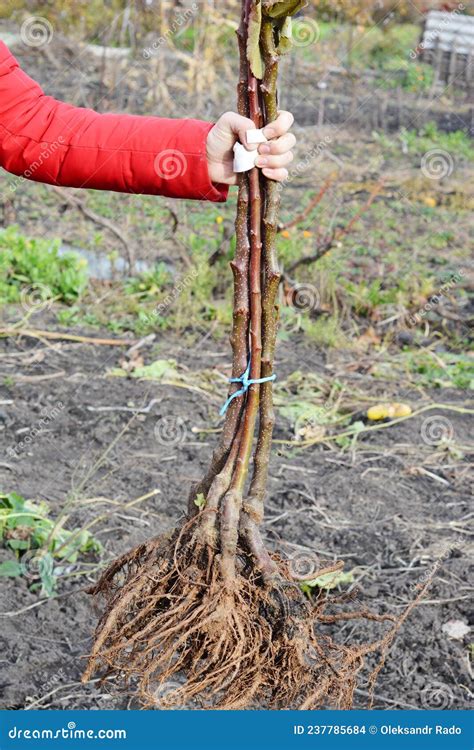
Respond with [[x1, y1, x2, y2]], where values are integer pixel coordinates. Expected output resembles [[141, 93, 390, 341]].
[[218, 111, 259, 151]]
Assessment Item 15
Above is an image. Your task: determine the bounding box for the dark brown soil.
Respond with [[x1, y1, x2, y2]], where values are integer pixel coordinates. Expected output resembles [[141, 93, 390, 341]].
[[0, 326, 472, 711]]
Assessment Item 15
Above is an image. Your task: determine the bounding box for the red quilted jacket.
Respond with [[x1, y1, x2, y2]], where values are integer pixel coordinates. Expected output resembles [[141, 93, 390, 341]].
[[0, 42, 228, 202]]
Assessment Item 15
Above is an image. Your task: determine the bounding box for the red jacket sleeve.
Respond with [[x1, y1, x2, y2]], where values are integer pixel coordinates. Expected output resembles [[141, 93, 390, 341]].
[[0, 42, 228, 202]]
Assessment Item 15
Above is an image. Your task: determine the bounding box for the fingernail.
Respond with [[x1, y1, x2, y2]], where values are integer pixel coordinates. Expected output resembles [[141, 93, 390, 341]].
[[256, 157, 268, 167], [259, 144, 271, 154]]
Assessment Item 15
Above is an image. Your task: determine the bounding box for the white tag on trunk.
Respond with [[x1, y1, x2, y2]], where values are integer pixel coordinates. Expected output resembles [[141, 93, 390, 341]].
[[233, 142, 258, 173], [232, 128, 268, 173], [246, 128, 267, 144]]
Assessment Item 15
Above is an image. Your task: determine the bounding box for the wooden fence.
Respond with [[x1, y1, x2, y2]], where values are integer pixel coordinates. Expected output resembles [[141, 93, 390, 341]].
[[419, 11, 474, 91]]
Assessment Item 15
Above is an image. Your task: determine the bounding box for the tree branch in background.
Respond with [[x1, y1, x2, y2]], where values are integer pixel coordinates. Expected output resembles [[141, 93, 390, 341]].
[[286, 177, 385, 276]]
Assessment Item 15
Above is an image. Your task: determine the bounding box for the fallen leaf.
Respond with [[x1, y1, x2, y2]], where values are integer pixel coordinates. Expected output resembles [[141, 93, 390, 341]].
[[119, 352, 144, 374], [441, 620, 470, 640], [356, 327, 381, 349]]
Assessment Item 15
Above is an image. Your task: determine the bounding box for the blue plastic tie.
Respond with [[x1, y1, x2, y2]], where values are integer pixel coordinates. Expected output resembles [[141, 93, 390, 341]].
[[219, 359, 276, 416]]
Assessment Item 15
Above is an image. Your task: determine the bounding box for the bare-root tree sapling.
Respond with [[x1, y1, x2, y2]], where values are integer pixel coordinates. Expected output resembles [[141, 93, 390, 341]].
[[83, 0, 396, 709]]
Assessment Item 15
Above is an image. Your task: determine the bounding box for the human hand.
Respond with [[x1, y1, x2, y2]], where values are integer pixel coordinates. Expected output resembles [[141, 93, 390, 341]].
[[206, 110, 295, 185]]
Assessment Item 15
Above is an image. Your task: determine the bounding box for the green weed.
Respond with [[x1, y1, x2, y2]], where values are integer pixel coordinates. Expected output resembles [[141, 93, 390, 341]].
[[400, 123, 474, 160], [125, 263, 173, 298], [0, 227, 87, 306], [0, 492, 102, 596], [375, 350, 474, 390]]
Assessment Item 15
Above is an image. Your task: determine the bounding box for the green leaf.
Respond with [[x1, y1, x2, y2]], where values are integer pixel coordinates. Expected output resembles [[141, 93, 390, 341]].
[[132, 358, 179, 380], [279, 400, 323, 424], [335, 420, 366, 449], [276, 16, 293, 54], [247, 0, 264, 79], [112, 358, 179, 381], [194, 493, 206, 509], [57, 547, 78, 563], [14, 513, 36, 528], [7, 539, 30, 551], [40, 571, 57, 597], [302, 570, 354, 592], [0, 560, 23, 577], [263, 0, 307, 19], [0, 488, 101, 597], [0, 492, 25, 512]]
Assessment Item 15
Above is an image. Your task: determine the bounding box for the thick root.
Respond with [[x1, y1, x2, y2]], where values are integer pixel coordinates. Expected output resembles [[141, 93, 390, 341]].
[[83, 524, 392, 710]]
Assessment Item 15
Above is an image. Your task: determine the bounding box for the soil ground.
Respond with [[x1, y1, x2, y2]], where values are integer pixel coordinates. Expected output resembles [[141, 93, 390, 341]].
[[0, 327, 472, 711]]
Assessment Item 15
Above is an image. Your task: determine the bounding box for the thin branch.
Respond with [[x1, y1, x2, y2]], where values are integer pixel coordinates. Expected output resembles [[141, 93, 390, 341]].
[[51, 186, 135, 274], [278, 172, 337, 232], [0, 328, 135, 346], [286, 178, 384, 276]]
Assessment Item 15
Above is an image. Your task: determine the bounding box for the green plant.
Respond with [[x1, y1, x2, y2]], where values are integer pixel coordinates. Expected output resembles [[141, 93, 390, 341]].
[[111, 358, 179, 380], [0, 492, 102, 596], [401, 63, 434, 93], [400, 123, 474, 161], [300, 569, 355, 596], [374, 350, 474, 390], [0, 227, 87, 306], [368, 24, 418, 67], [344, 278, 398, 316], [124, 262, 173, 297], [334, 419, 366, 449]]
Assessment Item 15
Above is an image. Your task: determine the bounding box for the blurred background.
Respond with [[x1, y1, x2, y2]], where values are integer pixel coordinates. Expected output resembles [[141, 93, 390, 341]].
[[0, 0, 472, 713]]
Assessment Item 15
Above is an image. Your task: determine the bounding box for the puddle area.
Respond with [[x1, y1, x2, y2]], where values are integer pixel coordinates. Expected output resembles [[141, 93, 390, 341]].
[[59, 243, 152, 281]]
